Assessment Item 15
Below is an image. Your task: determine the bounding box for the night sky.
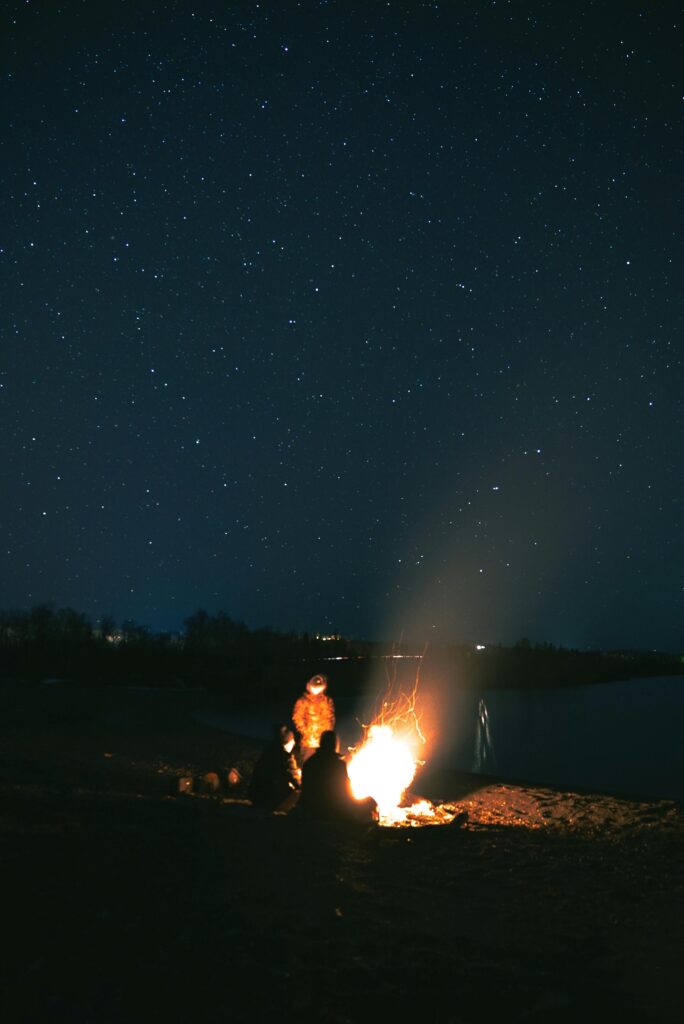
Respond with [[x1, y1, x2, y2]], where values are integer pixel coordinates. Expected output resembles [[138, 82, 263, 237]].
[[2, 1, 682, 650]]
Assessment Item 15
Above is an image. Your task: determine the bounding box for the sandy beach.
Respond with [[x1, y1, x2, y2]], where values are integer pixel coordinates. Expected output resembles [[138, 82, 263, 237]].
[[1, 682, 682, 1022]]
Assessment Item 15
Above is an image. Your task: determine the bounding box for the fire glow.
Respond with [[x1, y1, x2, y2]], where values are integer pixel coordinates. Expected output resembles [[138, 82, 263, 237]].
[[343, 656, 468, 827], [347, 720, 461, 826], [347, 723, 418, 820], [345, 676, 459, 827]]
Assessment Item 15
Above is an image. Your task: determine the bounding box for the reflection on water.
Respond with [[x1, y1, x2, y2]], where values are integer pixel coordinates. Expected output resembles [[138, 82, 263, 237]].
[[442, 675, 684, 801], [473, 697, 497, 773]]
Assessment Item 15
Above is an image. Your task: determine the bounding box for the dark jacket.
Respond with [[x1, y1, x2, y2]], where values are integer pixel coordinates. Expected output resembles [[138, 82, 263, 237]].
[[299, 746, 355, 820], [248, 741, 300, 810]]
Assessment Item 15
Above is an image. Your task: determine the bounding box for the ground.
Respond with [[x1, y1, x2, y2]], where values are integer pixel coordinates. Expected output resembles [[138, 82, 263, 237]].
[[0, 682, 682, 1023]]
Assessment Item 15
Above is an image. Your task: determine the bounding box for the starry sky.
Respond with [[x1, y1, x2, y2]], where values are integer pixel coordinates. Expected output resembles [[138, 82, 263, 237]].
[[2, 1, 682, 650]]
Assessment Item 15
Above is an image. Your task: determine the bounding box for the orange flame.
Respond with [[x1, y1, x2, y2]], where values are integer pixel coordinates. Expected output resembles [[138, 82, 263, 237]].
[[348, 723, 418, 820], [345, 651, 465, 827], [347, 659, 427, 823]]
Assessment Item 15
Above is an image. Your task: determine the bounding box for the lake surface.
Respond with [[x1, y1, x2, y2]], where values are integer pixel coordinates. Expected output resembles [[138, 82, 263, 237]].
[[202, 675, 684, 802], [439, 675, 684, 801]]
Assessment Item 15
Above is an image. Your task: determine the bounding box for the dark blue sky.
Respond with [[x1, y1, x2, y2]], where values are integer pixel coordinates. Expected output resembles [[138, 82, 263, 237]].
[[2, 1, 682, 649]]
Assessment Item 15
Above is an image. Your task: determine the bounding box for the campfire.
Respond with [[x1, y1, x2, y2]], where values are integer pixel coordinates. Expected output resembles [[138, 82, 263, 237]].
[[347, 723, 418, 820], [346, 679, 461, 828]]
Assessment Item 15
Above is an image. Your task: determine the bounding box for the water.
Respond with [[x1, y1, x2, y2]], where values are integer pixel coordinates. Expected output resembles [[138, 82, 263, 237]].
[[441, 675, 684, 801], [196, 674, 684, 801]]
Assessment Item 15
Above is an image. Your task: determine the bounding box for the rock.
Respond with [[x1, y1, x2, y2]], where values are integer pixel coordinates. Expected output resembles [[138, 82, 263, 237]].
[[449, 810, 469, 828], [200, 771, 221, 794]]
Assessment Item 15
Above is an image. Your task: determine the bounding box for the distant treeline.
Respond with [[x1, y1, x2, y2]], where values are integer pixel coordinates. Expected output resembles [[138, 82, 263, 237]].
[[452, 639, 684, 691], [0, 606, 681, 698], [0, 605, 342, 697]]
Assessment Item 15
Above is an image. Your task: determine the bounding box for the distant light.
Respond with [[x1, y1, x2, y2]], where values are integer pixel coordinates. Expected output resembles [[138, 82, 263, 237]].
[[476, 644, 486, 651]]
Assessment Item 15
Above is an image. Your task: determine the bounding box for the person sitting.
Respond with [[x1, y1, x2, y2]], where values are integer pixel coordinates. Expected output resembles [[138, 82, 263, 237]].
[[248, 725, 301, 812], [299, 730, 377, 824]]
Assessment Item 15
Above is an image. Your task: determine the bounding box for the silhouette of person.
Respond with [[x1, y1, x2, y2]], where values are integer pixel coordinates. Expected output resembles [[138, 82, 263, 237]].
[[248, 724, 301, 812], [292, 673, 335, 762], [299, 730, 377, 823]]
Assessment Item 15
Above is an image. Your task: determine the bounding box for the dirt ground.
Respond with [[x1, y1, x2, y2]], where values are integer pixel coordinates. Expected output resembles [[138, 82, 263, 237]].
[[0, 682, 682, 1023]]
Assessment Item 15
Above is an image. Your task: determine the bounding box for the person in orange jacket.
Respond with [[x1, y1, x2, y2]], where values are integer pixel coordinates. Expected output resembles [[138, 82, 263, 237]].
[[292, 673, 335, 762]]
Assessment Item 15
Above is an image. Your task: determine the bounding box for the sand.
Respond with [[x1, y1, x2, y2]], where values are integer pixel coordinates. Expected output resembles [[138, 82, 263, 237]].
[[0, 682, 682, 1022]]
